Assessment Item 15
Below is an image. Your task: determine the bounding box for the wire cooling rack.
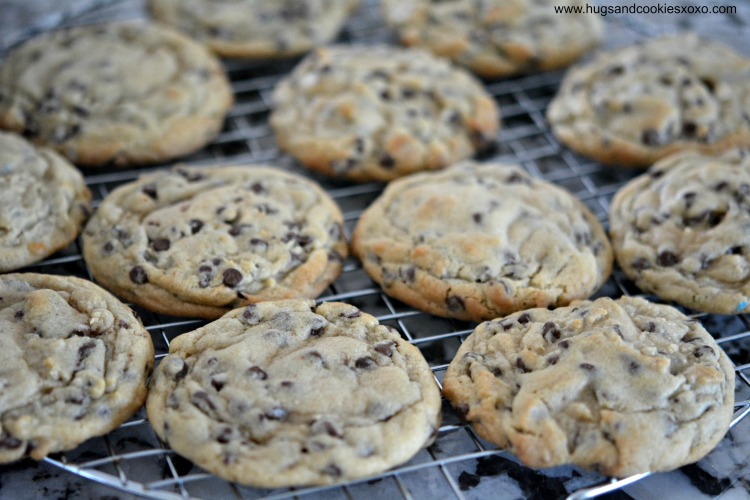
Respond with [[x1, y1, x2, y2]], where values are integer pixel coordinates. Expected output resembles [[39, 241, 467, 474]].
[[3, 1, 750, 498]]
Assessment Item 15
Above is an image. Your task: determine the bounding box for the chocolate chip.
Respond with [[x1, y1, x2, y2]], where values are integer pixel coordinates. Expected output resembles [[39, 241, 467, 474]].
[[249, 182, 265, 194], [14, 310, 24, 320], [175, 168, 203, 182], [454, 404, 470, 421], [321, 464, 342, 477], [117, 320, 130, 329], [694, 346, 714, 358], [729, 246, 744, 255], [657, 251, 679, 267], [103, 241, 114, 253], [355, 357, 376, 369], [542, 322, 560, 342], [559, 340, 570, 349], [517, 313, 531, 324], [401, 88, 416, 99], [129, 266, 148, 284], [641, 129, 660, 146], [628, 361, 640, 374], [0, 436, 22, 449], [216, 427, 232, 444], [700, 77, 716, 93], [379, 153, 396, 169], [374, 341, 396, 357], [142, 183, 158, 199], [579, 363, 595, 371], [400, 266, 416, 283], [682, 122, 697, 137], [646, 322, 656, 332], [682, 193, 697, 210], [472, 213, 483, 224], [343, 310, 361, 319], [246, 366, 267, 380], [189, 219, 204, 234], [242, 304, 259, 324], [446, 295, 465, 312], [191, 391, 216, 412], [322, 421, 343, 438], [547, 355, 559, 366], [607, 65, 624, 76], [174, 360, 188, 381], [265, 407, 288, 421], [516, 358, 530, 373], [151, 238, 170, 252], [210, 379, 224, 391], [631, 258, 651, 271], [281, 381, 294, 388], [222, 268, 243, 287], [309, 325, 325, 337]]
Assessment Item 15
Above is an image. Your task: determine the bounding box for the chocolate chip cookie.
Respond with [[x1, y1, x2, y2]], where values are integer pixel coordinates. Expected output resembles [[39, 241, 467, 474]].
[[351, 162, 612, 321], [0, 22, 233, 167], [0, 273, 154, 463], [82, 165, 347, 319], [547, 33, 750, 168], [610, 149, 750, 314], [0, 132, 91, 272], [148, 0, 358, 59], [147, 299, 441, 487], [443, 296, 735, 476], [270, 45, 500, 183], [383, 0, 603, 79]]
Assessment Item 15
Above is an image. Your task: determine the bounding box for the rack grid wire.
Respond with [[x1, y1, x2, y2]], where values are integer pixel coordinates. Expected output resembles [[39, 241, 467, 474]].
[[3, 1, 750, 499]]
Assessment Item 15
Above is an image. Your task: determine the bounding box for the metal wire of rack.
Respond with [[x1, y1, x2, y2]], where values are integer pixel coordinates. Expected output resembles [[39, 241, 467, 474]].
[[2, 1, 750, 499]]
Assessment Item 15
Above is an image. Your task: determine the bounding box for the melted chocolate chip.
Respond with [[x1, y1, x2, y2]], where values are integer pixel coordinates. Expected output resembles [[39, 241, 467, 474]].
[[517, 313, 531, 324], [641, 129, 660, 146], [189, 219, 204, 234], [343, 310, 361, 319], [151, 238, 170, 252], [129, 266, 148, 284], [547, 355, 559, 366], [191, 391, 216, 412], [374, 341, 396, 357], [694, 346, 715, 358], [216, 427, 232, 444], [515, 357, 530, 373], [657, 251, 679, 267], [0, 436, 22, 449], [579, 363, 595, 371], [142, 183, 158, 199], [247, 366, 267, 380], [379, 153, 396, 169], [631, 258, 651, 271], [242, 304, 259, 324], [222, 268, 243, 287], [355, 357, 376, 369], [174, 360, 188, 381], [542, 322, 560, 342], [210, 379, 225, 391], [446, 295, 465, 312]]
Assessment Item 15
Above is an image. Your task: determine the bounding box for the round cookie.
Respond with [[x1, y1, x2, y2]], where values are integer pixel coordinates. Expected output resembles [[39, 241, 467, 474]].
[[0, 22, 233, 167], [383, 0, 603, 79], [610, 149, 750, 314], [82, 165, 348, 319], [0, 132, 91, 272], [148, 0, 358, 59], [351, 162, 612, 322], [147, 299, 441, 487], [270, 45, 500, 183], [443, 296, 735, 477], [0, 273, 154, 463], [547, 33, 750, 168]]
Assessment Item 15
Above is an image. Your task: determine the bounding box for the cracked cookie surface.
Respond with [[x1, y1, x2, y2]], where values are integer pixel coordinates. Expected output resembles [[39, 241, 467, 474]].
[[610, 149, 750, 314], [0, 22, 233, 167], [0, 273, 154, 463], [0, 132, 91, 272], [147, 299, 441, 487], [351, 162, 612, 321], [383, 0, 602, 79], [270, 45, 499, 183], [82, 165, 347, 319], [547, 33, 750, 168], [443, 296, 734, 476], [148, 0, 358, 59]]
